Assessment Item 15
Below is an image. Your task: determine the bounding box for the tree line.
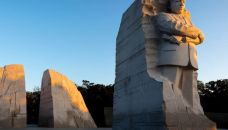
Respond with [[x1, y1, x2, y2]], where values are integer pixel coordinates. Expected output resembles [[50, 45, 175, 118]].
[[26, 79, 228, 127], [198, 79, 228, 113], [26, 80, 114, 127], [77, 80, 113, 127]]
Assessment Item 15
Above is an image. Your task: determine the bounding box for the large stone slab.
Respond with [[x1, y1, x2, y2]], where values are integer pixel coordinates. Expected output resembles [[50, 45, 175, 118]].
[[0, 64, 26, 128], [113, 0, 216, 130], [39, 69, 97, 128]]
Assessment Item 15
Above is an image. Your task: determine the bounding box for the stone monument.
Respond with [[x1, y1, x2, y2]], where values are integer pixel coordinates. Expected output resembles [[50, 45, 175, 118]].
[[39, 69, 97, 128], [0, 64, 26, 128], [113, 0, 217, 129]]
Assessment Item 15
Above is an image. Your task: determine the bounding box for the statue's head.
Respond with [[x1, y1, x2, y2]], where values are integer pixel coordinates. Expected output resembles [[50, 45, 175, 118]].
[[170, 0, 186, 14]]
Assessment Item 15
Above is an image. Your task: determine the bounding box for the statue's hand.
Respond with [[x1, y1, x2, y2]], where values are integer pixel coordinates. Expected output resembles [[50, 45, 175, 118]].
[[189, 33, 198, 39], [198, 31, 205, 43], [185, 30, 204, 45], [186, 26, 201, 39]]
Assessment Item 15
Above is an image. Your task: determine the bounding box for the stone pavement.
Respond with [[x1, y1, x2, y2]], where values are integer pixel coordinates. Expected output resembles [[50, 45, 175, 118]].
[[2, 128, 227, 130]]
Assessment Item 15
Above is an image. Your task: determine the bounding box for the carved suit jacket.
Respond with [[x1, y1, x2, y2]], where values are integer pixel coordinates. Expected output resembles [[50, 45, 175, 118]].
[[156, 12, 200, 70]]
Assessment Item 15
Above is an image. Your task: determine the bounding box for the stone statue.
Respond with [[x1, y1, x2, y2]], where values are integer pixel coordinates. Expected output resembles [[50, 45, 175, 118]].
[[113, 0, 216, 129], [156, 0, 205, 114], [157, 0, 204, 68]]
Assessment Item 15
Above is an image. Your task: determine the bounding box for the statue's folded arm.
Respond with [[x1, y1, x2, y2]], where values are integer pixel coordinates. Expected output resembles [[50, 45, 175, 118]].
[[156, 13, 201, 40]]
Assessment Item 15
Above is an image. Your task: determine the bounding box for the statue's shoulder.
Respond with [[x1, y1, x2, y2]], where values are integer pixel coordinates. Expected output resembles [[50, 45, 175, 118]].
[[157, 11, 191, 21], [156, 12, 173, 21], [157, 12, 170, 17], [183, 10, 191, 20]]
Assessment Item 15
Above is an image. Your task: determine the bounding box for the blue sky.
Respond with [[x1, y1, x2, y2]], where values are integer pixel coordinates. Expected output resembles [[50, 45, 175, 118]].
[[0, 0, 227, 91], [187, 0, 228, 85]]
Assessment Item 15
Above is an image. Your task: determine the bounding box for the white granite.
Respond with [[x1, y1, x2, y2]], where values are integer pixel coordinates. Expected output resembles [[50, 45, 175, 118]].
[[39, 69, 96, 128], [113, 0, 216, 130], [0, 64, 26, 128]]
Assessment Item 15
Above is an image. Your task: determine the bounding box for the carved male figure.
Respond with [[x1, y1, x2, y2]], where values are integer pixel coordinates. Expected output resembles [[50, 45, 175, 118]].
[[156, 0, 204, 111]]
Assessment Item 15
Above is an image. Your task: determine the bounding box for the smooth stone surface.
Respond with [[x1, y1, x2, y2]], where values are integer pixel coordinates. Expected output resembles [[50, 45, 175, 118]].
[[39, 69, 96, 128], [0, 64, 26, 128]]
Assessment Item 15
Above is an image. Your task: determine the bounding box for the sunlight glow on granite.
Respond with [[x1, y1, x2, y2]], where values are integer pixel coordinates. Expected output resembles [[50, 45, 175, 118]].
[[50, 70, 88, 113]]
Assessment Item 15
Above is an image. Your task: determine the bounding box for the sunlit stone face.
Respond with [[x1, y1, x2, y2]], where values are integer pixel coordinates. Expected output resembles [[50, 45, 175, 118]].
[[170, 0, 186, 14]]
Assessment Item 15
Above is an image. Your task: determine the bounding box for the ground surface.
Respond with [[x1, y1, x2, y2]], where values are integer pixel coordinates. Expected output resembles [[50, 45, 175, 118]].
[[3, 128, 228, 130], [2, 125, 112, 130], [2, 128, 227, 130]]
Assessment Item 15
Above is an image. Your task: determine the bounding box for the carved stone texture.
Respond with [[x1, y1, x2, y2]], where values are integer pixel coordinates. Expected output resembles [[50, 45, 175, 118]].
[[0, 64, 26, 128], [113, 0, 216, 130], [39, 69, 96, 128]]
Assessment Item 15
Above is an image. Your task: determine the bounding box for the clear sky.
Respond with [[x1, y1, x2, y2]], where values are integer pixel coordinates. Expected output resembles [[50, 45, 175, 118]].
[[0, 0, 227, 91]]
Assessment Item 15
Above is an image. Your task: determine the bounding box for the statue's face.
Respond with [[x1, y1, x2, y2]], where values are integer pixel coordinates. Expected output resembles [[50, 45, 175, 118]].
[[170, 0, 186, 14]]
